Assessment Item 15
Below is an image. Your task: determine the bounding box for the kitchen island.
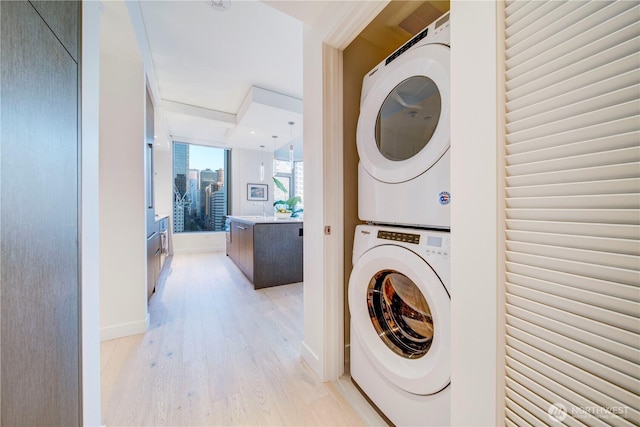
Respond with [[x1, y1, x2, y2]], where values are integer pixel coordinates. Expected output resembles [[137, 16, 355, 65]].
[[226, 216, 303, 289]]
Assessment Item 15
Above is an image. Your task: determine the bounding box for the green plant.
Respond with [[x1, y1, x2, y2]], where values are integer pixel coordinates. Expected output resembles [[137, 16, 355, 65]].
[[273, 176, 287, 194], [273, 196, 303, 217], [273, 177, 303, 217]]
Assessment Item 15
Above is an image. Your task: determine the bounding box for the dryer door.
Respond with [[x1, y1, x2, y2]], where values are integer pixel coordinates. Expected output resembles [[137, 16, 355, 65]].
[[348, 244, 450, 395], [357, 44, 450, 184]]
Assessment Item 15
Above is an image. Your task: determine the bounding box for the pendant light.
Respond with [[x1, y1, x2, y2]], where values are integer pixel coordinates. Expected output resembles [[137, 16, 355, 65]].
[[288, 121, 295, 169], [272, 135, 278, 177], [259, 145, 265, 181]]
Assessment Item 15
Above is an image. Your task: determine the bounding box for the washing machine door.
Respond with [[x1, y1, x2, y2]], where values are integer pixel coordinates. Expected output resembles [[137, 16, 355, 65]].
[[357, 44, 450, 184], [348, 244, 450, 395]]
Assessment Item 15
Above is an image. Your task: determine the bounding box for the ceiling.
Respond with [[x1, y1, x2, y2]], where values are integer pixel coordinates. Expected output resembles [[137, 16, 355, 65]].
[[134, 1, 446, 158], [136, 0, 332, 158]]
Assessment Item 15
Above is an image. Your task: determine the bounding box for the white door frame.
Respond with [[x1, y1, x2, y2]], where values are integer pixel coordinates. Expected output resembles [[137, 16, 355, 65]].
[[300, 0, 389, 382]]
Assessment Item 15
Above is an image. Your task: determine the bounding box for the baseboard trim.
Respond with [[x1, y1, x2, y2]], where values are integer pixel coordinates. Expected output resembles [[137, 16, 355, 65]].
[[301, 340, 322, 377], [172, 246, 225, 254], [100, 315, 149, 342]]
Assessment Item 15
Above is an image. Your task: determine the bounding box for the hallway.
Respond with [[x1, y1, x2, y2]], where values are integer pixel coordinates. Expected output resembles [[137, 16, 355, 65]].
[[100, 252, 366, 426]]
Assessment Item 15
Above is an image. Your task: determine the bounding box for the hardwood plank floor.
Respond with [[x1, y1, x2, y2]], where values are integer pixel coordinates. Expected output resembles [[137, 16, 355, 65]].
[[101, 252, 367, 426]]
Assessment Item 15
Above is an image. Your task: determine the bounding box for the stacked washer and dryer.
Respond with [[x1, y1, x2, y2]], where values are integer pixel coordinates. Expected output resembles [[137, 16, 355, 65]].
[[348, 12, 451, 427]]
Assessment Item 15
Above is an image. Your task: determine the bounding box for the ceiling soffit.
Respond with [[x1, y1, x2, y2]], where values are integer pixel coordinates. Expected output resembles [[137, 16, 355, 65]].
[[128, 0, 393, 152]]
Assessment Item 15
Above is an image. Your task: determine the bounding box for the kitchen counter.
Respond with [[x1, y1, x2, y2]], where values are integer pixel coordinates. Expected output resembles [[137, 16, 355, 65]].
[[226, 216, 303, 289]]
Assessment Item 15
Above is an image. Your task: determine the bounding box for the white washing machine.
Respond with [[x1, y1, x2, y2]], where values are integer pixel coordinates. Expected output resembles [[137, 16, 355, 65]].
[[357, 12, 450, 229], [348, 224, 450, 426]]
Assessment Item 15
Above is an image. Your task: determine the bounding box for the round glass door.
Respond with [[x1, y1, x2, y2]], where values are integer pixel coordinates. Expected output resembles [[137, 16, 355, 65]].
[[356, 44, 450, 183], [348, 242, 451, 394], [367, 269, 434, 359], [375, 76, 441, 162]]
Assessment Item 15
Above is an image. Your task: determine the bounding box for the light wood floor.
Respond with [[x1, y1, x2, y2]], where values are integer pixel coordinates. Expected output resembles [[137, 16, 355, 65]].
[[101, 252, 367, 427]]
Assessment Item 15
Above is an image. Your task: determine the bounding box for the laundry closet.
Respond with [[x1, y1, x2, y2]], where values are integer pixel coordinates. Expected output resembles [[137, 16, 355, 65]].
[[342, 2, 451, 425]]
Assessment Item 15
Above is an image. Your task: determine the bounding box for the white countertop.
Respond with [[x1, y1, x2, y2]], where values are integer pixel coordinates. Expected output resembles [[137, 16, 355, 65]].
[[228, 215, 303, 225]]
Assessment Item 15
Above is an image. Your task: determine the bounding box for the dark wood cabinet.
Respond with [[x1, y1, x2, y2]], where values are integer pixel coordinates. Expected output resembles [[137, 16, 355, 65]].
[[235, 221, 254, 280], [227, 219, 303, 289], [227, 220, 253, 278], [1, 1, 81, 424]]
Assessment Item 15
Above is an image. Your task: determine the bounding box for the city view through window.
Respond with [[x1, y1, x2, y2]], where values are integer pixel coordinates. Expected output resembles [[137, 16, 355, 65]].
[[173, 142, 228, 233]]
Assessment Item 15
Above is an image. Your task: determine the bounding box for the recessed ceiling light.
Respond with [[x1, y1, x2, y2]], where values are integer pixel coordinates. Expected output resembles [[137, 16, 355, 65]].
[[250, 131, 256, 134], [208, 0, 230, 12]]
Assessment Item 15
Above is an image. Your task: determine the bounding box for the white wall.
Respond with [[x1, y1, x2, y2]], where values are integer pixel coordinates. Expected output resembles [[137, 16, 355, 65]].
[[99, 0, 148, 341], [231, 147, 274, 216], [81, 2, 102, 424], [450, 2, 498, 426], [153, 116, 172, 220], [300, 26, 325, 376], [154, 145, 172, 218], [172, 232, 226, 253]]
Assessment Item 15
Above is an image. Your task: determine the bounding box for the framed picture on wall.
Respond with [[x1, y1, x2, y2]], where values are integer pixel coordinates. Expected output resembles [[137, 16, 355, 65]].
[[247, 183, 268, 201]]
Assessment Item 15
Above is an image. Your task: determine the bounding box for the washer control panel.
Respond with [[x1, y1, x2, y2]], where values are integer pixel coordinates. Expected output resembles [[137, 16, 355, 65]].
[[373, 228, 450, 258], [377, 230, 420, 244], [355, 225, 451, 261], [425, 234, 450, 258]]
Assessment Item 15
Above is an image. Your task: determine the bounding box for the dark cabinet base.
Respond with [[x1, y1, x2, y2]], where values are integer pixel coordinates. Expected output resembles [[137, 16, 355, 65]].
[[252, 223, 303, 288], [228, 220, 303, 289]]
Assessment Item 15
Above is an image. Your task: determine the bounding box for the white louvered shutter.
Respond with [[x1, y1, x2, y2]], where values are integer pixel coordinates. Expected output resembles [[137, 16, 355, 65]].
[[502, 1, 640, 426]]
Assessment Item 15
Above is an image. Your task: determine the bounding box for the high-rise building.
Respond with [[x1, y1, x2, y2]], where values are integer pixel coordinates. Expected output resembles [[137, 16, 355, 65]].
[[200, 169, 217, 219], [173, 142, 189, 197], [216, 168, 225, 187], [188, 169, 199, 216], [208, 186, 226, 231], [173, 201, 185, 232], [200, 168, 216, 187]]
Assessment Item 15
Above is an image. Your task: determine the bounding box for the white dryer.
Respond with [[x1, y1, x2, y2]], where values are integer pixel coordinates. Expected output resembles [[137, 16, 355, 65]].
[[348, 224, 450, 426], [357, 12, 450, 229]]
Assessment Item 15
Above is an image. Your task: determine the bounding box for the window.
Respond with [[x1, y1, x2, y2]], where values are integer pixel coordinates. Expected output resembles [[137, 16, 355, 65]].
[[294, 160, 304, 209], [273, 159, 304, 212], [273, 175, 291, 202], [273, 159, 291, 201], [173, 142, 229, 233]]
